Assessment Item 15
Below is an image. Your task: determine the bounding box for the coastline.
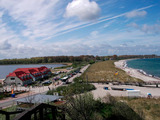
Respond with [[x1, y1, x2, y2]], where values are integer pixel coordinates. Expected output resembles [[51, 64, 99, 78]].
[[114, 59, 160, 82]]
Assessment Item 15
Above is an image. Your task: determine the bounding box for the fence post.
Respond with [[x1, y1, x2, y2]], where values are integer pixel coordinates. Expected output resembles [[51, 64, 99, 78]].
[[39, 108, 43, 120], [51, 107, 56, 120], [6, 114, 10, 120], [34, 112, 37, 120]]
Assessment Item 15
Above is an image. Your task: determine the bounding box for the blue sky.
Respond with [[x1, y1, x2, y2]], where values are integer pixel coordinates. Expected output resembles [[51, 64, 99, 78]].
[[0, 0, 160, 59]]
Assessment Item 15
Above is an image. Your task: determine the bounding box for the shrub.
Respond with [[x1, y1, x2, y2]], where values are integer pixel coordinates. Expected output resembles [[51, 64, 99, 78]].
[[64, 93, 96, 120], [60, 93, 143, 120], [47, 83, 96, 96]]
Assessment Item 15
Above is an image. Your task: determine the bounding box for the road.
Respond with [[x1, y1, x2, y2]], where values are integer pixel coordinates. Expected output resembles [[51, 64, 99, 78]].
[[68, 64, 90, 83], [0, 64, 90, 109]]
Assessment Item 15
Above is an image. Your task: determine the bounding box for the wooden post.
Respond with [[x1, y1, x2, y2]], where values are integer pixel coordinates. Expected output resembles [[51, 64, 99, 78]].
[[51, 108, 56, 120], [45, 108, 47, 114], [6, 114, 10, 120], [34, 112, 37, 120], [39, 108, 43, 120]]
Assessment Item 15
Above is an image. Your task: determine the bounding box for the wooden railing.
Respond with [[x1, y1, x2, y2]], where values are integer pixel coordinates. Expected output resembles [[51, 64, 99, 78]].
[[13, 103, 65, 120], [0, 109, 24, 120]]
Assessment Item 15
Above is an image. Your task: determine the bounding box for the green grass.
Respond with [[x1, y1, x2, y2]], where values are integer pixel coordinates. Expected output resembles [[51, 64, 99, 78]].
[[82, 60, 143, 83], [117, 97, 160, 120], [0, 105, 18, 120]]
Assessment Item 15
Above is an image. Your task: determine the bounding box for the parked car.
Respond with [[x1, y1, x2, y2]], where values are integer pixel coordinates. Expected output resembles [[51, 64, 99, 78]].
[[42, 80, 52, 84]]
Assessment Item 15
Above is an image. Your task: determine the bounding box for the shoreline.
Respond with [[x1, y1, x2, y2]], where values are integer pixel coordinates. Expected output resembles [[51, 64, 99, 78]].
[[114, 59, 160, 82]]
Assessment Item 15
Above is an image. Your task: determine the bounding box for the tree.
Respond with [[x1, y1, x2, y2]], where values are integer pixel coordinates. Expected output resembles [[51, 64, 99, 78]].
[[63, 93, 96, 120], [112, 55, 118, 60]]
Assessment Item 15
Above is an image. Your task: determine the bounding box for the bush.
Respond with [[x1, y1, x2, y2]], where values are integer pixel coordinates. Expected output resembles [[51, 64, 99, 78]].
[[60, 93, 143, 120], [89, 60, 95, 64], [47, 83, 96, 96], [64, 93, 96, 120], [112, 102, 142, 120]]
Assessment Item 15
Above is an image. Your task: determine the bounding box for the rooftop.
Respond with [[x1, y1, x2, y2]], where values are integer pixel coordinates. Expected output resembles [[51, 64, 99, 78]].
[[16, 94, 63, 104]]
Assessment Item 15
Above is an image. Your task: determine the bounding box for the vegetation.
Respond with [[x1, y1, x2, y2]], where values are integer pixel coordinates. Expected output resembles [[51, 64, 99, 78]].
[[0, 105, 18, 120], [117, 97, 160, 120], [47, 82, 95, 96], [0, 90, 27, 100], [0, 93, 10, 100], [0, 54, 159, 65], [47, 74, 95, 96], [82, 60, 143, 83], [0, 55, 95, 65], [60, 93, 142, 120]]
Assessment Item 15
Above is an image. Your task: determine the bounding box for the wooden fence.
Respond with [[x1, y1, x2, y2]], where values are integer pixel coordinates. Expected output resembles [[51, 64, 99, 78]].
[[0, 109, 24, 120], [0, 103, 65, 120]]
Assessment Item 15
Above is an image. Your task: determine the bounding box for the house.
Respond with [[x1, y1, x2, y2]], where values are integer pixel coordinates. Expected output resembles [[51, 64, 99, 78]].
[[4, 66, 51, 86]]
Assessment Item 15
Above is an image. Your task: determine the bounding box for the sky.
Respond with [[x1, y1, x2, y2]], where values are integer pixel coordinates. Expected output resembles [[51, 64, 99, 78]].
[[0, 0, 160, 59]]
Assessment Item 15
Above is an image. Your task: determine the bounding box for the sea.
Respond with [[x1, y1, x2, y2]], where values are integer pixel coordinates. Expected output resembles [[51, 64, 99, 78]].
[[0, 64, 65, 79], [127, 58, 160, 78]]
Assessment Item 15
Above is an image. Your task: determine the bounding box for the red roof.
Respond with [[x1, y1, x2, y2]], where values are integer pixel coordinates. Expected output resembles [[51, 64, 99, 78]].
[[6, 66, 51, 81]]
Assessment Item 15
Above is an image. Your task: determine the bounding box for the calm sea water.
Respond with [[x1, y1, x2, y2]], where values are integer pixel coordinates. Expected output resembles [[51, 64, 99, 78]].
[[0, 64, 65, 79], [127, 58, 160, 78]]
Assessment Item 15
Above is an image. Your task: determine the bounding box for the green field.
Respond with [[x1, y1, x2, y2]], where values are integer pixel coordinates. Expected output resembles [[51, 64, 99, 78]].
[[83, 60, 143, 83], [117, 97, 160, 120]]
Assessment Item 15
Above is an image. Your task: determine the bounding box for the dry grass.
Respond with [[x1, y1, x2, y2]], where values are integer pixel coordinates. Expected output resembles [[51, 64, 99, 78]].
[[117, 97, 160, 120], [82, 60, 143, 83]]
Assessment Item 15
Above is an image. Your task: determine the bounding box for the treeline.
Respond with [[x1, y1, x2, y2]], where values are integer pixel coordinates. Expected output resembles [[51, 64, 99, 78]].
[[0, 55, 95, 65], [0, 54, 159, 65], [118, 54, 159, 59]]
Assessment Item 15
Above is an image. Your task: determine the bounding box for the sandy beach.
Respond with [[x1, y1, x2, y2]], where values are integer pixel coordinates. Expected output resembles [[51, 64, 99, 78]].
[[114, 59, 160, 82]]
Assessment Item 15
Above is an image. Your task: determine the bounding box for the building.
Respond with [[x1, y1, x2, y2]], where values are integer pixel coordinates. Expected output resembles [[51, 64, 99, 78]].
[[4, 66, 51, 86]]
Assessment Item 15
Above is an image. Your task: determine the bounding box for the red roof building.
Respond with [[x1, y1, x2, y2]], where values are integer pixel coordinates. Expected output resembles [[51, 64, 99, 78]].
[[4, 66, 51, 86]]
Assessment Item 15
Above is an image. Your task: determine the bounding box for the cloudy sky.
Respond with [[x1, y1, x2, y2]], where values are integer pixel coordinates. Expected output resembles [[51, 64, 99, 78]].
[[0, 0, 160, 59]]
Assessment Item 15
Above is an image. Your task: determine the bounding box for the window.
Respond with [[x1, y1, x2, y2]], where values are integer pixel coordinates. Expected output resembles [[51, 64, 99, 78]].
[[11, 78, 15, 80]]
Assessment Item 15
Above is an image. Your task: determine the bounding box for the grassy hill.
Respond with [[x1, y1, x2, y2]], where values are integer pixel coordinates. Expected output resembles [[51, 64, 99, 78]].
[[82, 60, 143, 83], [117, 97, 160, 120]]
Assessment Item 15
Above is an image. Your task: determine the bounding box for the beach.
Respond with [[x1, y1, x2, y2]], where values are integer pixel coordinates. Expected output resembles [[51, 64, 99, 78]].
[[114, 59, 160, 82]]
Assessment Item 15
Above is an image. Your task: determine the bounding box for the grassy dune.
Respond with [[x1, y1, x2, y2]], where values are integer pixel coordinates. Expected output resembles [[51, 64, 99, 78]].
[[117, 97, 160, 120], [83, 60, 143, 83]]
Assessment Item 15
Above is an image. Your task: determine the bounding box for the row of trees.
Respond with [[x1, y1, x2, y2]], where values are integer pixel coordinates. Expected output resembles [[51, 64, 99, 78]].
[[0, 55, 95, 65], [0, 54, 159, 65]]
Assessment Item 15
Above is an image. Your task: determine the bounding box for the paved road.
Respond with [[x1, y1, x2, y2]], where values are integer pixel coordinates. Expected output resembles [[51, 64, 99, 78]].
[[68, 64, 90, 83], [0, 64, 90, 109]]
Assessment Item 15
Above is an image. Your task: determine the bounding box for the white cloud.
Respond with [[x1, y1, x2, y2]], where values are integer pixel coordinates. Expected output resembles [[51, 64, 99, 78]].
[[125, 10, 147, 18], [0, 1, 158, 59], [90, 31, 99, 37], [0, 41, 11, 50], [0, 0, 62, 40], [128, 22, 160, 34], [65, 0, 101, 21], [141, 24, 160, 34]]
